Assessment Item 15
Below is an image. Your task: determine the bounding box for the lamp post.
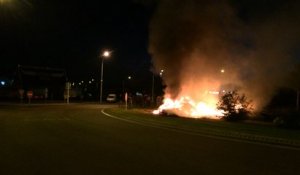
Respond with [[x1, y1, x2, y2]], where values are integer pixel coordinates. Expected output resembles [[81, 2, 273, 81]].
[[122, 76, 132, 94], [151, 69, 164, 104], [151, 73, 154, 104], [297, 90, 299, 111], [100, 50, 110, 103]]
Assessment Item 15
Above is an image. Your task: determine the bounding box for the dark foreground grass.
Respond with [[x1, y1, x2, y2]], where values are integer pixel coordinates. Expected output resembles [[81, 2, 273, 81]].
[[107, 108, 300, 143]]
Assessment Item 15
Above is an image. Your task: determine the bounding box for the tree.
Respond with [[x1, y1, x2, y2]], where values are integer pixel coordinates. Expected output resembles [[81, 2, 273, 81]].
[[217, 90, 252, 121], [286, 64, 300, 111]]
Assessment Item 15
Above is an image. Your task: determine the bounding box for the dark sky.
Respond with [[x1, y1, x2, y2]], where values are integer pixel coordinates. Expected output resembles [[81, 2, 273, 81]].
[[0, 0, 153, 84], [1, 0, 299, 93]]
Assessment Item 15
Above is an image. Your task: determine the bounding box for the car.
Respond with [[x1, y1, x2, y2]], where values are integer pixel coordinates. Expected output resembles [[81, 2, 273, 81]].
[[106, 93, 117, 102]]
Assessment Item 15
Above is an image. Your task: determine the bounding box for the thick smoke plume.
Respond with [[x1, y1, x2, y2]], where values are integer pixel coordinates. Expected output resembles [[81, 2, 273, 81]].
[[149, 0, 300, 111]]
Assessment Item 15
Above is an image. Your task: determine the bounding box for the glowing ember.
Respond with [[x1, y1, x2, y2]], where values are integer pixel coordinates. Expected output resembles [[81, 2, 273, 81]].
[[153, 94, 224, 119]]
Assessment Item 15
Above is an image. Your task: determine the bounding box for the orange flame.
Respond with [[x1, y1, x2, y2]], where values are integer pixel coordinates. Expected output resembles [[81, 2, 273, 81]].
[[153, 94, 224, 119]]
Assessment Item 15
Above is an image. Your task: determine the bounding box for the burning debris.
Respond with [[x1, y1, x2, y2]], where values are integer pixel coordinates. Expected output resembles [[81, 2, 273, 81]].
[[149, 0, 300, 119], [152, 96, 223, 119], [153, 93, 224, 119]]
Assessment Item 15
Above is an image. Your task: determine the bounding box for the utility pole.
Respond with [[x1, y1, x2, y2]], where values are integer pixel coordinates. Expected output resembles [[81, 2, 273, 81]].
[[297, 90, 299, 111], [100, 58, 104, 103], [151, 73, 154, 104], [99, 50, 111, 104]]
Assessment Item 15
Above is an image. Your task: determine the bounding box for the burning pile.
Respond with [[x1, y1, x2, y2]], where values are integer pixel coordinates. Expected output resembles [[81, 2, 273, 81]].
[[153, 93, 224, 119]]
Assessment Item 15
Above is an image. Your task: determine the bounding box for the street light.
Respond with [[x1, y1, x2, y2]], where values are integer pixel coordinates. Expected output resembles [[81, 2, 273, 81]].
[[152, 69, 164, 104], [159, 69, 164, 76], [122, 75, 132, 93], [100, 50, 111, 103]]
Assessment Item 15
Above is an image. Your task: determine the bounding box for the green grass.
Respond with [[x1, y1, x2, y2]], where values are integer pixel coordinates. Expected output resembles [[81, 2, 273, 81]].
[[106, 108, 300, 142], [1, 104, 300, 142]]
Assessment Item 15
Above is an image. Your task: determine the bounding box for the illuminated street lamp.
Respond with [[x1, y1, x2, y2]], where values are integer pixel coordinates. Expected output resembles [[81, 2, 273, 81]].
[[100, 50, 111, 103], [159, 69, 164, 77], [103, 50, 110, 57]]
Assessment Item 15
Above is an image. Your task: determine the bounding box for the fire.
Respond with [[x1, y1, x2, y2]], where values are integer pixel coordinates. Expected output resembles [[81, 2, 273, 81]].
[[152, 72, 228, 119], [153, 94, 224, 119]]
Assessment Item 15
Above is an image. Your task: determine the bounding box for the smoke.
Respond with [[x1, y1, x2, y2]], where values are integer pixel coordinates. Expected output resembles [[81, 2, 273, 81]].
[[148, 0, 300, 111]]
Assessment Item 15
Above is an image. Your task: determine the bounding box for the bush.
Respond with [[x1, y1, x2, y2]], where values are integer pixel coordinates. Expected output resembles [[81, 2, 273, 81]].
[[217, 90, 252, 121], [273, 111, 300, 129]]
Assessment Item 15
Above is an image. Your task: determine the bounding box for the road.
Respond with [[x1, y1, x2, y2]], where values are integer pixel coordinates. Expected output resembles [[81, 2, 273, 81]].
[[0, 104, 299, 175]]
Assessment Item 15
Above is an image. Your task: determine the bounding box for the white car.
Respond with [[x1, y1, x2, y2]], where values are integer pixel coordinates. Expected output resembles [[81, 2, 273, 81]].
[[106, 94, 117, 102]]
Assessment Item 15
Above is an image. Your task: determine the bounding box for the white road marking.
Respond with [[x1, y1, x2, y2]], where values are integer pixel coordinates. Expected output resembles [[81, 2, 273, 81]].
[[101, 109, 300, 151]]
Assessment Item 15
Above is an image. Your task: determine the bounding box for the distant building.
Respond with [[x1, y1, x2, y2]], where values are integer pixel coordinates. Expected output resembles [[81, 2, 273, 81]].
[[14, 65, 67, 100]]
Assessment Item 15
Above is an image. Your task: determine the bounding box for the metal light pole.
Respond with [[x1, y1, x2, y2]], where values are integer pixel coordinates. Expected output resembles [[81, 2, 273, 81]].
[[151, 69, 164, 105], [100, 50, 110, 104], [123, 76, 132, 92], [297, 90, 299, 111], [151, 73, 154, 104]]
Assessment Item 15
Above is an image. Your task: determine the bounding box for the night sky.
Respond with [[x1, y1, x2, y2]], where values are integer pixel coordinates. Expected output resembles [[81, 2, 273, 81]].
[[1, 0, 299, 93], [0, 0, 154, 87]]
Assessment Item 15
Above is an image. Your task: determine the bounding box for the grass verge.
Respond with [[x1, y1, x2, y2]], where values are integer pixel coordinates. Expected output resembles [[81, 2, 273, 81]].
[[106, 108, 300, 148]]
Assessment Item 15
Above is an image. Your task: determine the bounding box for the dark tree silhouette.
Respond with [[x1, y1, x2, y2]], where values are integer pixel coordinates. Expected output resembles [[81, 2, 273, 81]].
[[217, 90, 252, 121]]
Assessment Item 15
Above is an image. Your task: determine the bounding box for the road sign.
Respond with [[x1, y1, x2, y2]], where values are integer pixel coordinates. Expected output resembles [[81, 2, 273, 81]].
[[27, 91, 33, 98], [27, 90, 33, 104]]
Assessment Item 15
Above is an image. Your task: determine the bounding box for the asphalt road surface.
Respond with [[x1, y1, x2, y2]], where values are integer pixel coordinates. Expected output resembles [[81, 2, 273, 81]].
[[0, 104, 299, 175]]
